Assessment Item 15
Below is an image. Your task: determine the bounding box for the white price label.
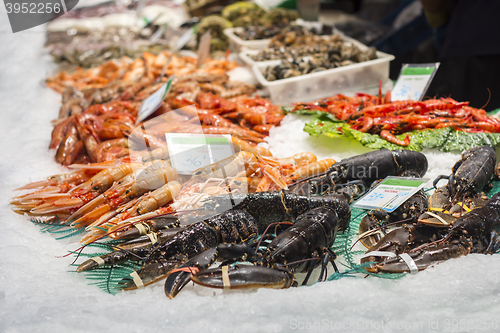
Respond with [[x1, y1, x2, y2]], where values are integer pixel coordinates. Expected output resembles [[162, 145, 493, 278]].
[[176, 26, 195, 51], [166, 134, 234, 175], [392, 63, 440, 101], [135, 76, 174, 124], [353, 176, 428, 212]]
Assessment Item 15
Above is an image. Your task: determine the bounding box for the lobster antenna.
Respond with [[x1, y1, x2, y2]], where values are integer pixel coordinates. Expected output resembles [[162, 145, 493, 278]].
[[255, 222, 293, 250], [169, 266, 200, 275], [66, 207, 201, 256], [283, 257, 322, 267], [288, 170, 329, 186], [443, 188, 463, 212], [70, 244, 88, 265], [409, 233, 452, 253], [93, 241, 151, 261], [409, 239, 440, 253], [459, 192, 466, 217], [66, 206, 214, 263]]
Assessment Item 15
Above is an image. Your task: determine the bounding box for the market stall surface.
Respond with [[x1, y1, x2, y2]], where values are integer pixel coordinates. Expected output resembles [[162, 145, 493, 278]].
[[2, 12, 500, 333]]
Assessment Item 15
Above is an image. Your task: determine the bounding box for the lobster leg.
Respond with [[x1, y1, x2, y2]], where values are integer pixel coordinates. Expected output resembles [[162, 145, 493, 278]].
[[300, 247, 338, 285], [301, 252, 319, 286], [485, 231, 500, 254], [432, 174, 453, 195], [318, 248, 338, 282]]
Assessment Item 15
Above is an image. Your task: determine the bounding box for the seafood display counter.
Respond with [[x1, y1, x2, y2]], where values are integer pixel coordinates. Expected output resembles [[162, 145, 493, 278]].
[[3, 3, 500, 333]]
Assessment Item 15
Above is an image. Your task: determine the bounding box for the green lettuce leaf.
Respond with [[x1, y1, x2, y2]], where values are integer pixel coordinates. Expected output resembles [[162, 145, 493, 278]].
[[348, 128, 404, 150], [410, 127, 452, 149], [304, 117, 345, 137], [440, 131, 500, 152], [303, 115, 500, 152]]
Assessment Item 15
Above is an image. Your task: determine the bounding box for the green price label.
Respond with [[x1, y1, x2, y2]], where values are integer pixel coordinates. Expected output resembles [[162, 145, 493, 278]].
[[380, 178, 426, 187]]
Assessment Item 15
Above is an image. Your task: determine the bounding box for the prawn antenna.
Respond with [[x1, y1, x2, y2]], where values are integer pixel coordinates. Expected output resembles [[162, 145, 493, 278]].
[[480, 88, 491, 110]]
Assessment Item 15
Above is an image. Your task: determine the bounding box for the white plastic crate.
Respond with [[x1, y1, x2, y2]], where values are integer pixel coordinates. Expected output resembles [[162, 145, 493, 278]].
[[251, 41, 394, 104]]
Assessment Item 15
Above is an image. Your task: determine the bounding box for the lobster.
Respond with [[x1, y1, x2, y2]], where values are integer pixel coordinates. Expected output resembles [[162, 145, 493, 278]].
[[360, 148, 497, 273], [428, 145, 495, 214], [363, 191, 500, 273], [77, 190, 353, 292], [164, 206, 343, 298], [288, 149, 428, 196], [77, 210, 260, 289]]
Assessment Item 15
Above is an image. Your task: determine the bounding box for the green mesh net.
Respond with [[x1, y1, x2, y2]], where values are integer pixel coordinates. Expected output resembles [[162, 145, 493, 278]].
[[30, 216, 86, 240], [488, 180, 500, 197], [68, 239, 144, 295], [326, 207, 406, 282]]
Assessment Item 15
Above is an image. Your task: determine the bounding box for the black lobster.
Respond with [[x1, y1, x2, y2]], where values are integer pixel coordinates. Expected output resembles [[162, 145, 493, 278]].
[[164, 206, 342, 298]]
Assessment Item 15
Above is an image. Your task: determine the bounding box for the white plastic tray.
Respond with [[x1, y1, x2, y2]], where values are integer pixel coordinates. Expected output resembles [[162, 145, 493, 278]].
[[251, 41, 395, 105], [223, 27, 271, 53]]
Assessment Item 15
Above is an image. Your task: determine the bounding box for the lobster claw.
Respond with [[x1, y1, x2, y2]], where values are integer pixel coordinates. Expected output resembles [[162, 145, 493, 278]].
[[165, 243, 256, 298], [372, 240, 469, 274], [191, 264, 295, 290], [360, 224, 444, 272], [165, 248, 217, 299]]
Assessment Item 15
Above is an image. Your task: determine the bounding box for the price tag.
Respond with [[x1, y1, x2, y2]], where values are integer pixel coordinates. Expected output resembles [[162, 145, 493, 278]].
[[166, 134, 234, 175], [392, 63, 440, 101], [196, 29, 211, 68], [135, 76, 174, 124], [176, 26, 195, 51], [352, 177, 428, 212], [149, 23, 167, 43]]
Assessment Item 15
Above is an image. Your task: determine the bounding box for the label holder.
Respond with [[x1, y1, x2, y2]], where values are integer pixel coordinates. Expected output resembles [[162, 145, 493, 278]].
[[165, 133, 235, 175], [135, 75, 174, 124], [392, 63, 440, 101]]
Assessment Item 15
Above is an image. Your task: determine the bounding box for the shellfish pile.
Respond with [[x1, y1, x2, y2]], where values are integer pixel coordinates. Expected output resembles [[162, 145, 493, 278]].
[[262, 41, 377, 81]]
